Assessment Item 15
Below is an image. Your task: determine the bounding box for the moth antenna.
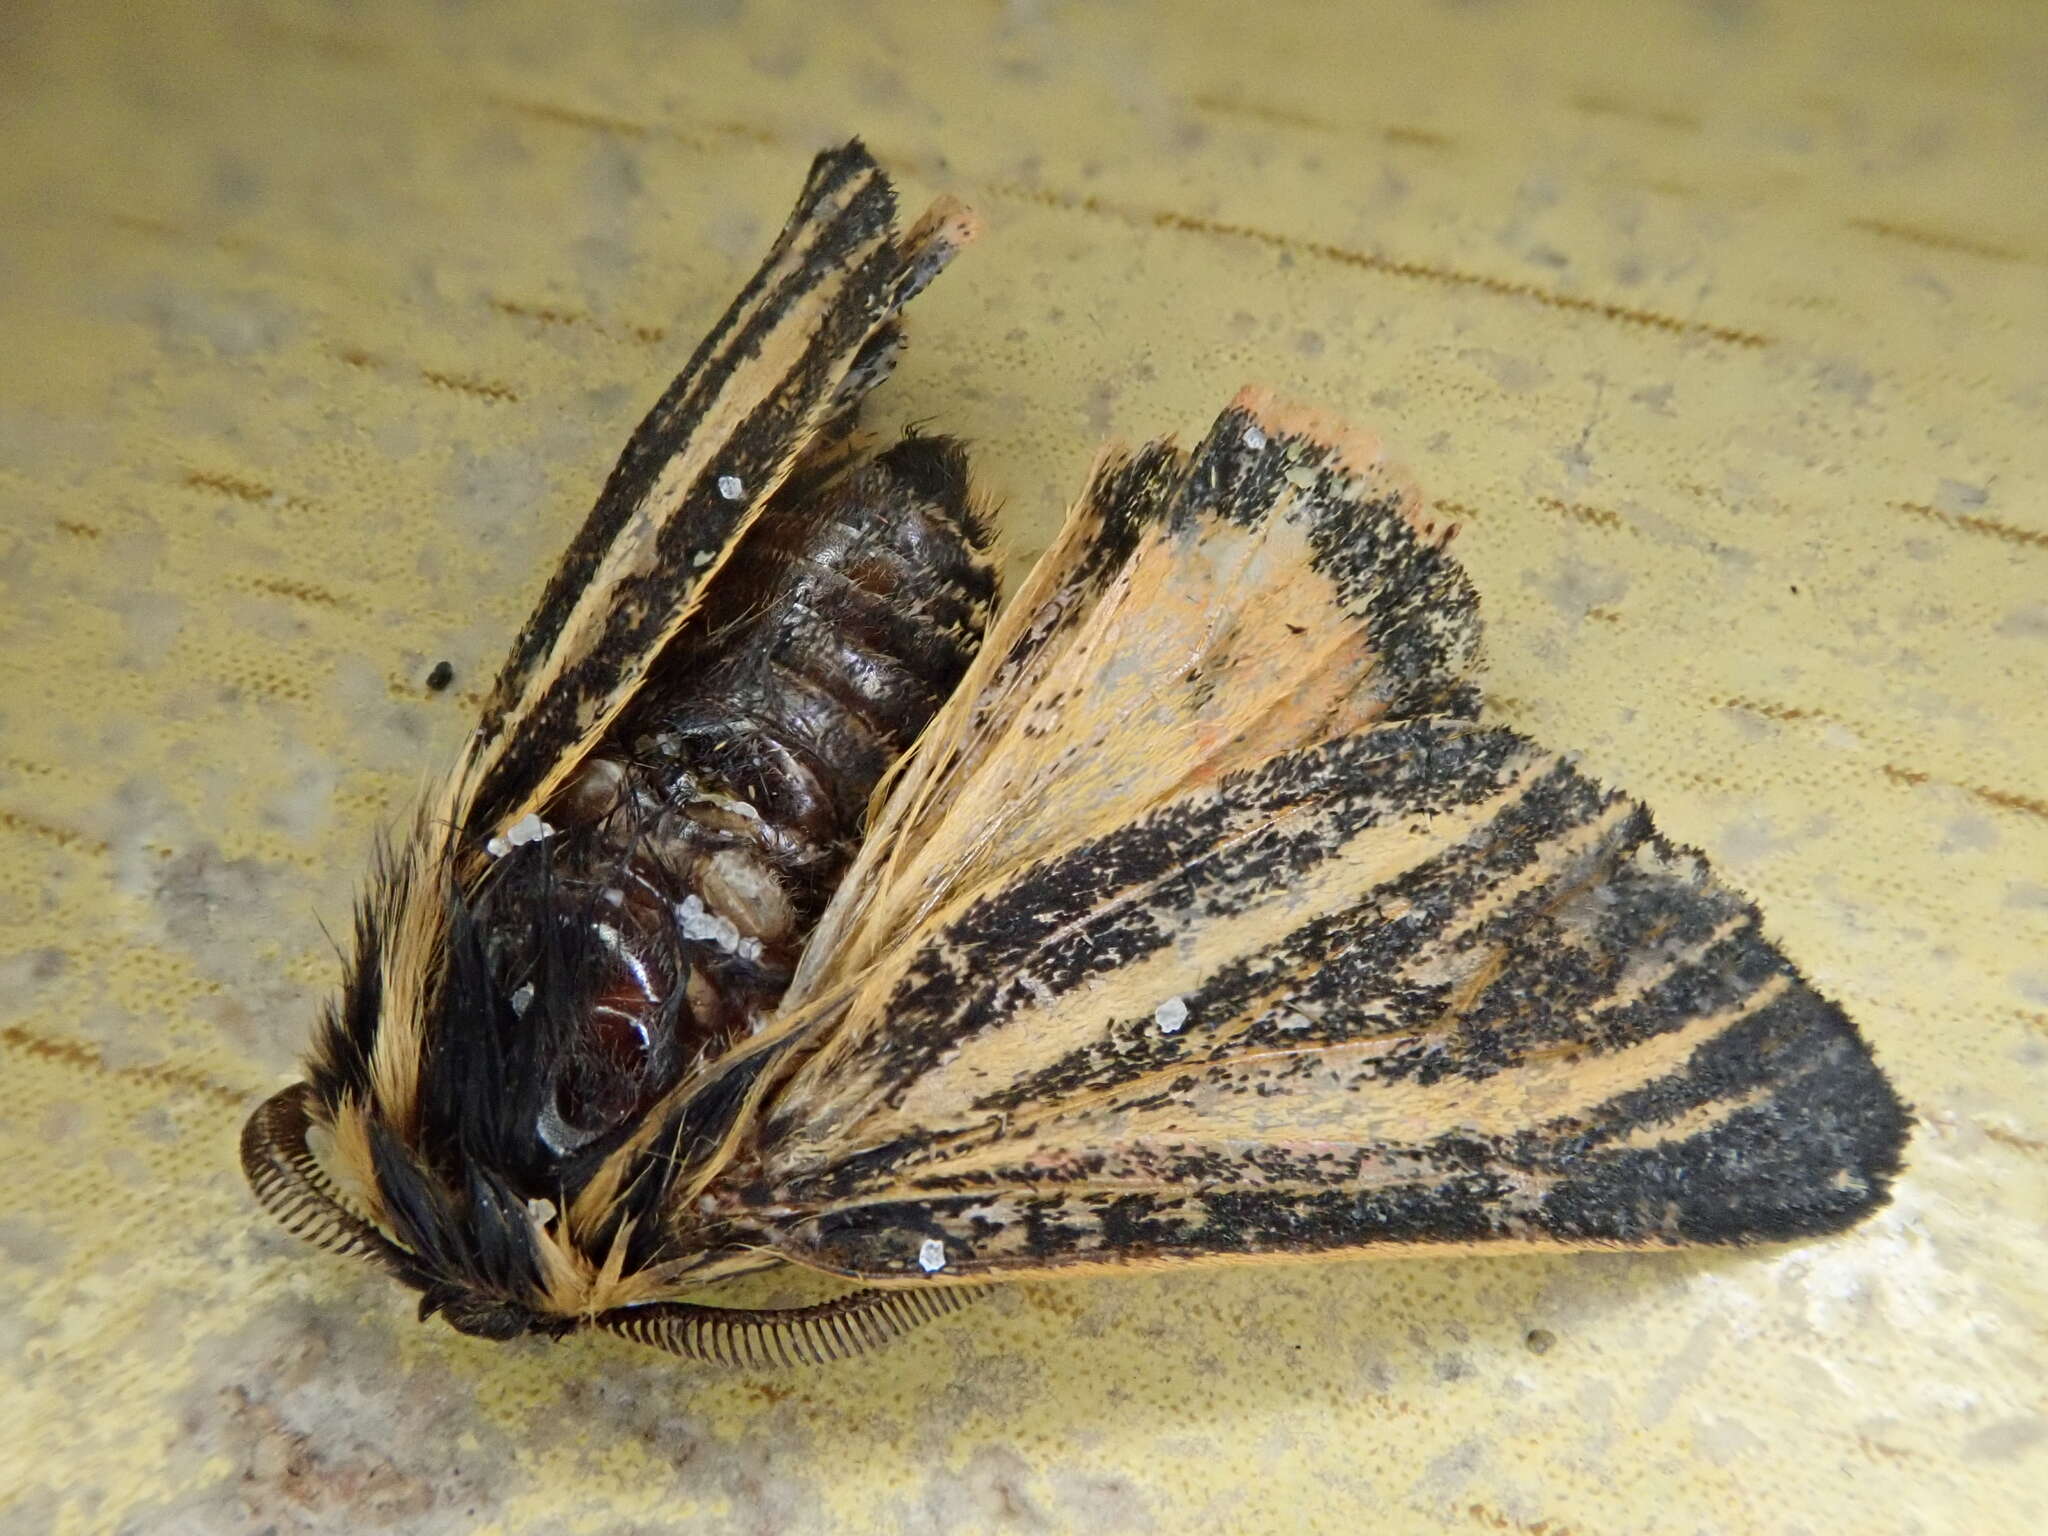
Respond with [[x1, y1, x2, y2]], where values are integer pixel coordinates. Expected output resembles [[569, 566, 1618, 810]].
[[594, 1284, 984, 1368], [241, 1083, 417, 1278]]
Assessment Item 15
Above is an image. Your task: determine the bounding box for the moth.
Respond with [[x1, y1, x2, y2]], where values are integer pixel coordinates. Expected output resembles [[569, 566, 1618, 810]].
[[244, 142, 1909, 1368]]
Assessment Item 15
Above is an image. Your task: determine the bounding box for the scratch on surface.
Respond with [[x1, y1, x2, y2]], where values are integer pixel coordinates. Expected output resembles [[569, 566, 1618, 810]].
[[1891, 500, 2048, 552], [420, 369, 521, 403], [0, 809, 109, 856], [1849, 217, 2034, 266], [991, 181, 1770, 348], [0, 1024, 250, 1109]]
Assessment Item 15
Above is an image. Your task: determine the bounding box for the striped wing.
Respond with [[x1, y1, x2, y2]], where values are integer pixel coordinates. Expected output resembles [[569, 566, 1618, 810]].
[[787, 386, 1480, 1002], [742, 394, 1907, 1283], [455, 140, 976, 840]]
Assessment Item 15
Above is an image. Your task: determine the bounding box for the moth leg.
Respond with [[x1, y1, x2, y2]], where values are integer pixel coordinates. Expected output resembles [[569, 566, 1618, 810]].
[[593, 1283, 983, 1368]]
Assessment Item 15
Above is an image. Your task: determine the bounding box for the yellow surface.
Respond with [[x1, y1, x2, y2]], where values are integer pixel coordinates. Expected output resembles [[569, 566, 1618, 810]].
[[3, 2, 2044, 1531]]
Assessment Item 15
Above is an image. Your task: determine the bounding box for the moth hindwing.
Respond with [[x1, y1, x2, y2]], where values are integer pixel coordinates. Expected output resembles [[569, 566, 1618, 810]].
[[246, 153, 1909, 1368]]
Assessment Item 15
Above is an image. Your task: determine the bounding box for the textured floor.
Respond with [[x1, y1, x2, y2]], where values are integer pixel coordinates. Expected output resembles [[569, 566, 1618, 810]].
[[3, 3, 2044, 1533]]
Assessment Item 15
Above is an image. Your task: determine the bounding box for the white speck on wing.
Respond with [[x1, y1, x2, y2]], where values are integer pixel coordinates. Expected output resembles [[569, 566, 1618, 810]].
[[917, 1238, 947, 1274], [1242, 425, 1267, 450], [1154, 996, 1189, 1035], [717, 473, 745, 501]]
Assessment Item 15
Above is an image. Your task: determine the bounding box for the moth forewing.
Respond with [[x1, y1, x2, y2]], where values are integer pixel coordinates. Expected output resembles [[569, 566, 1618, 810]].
[[742, 394, 1907, 1290]]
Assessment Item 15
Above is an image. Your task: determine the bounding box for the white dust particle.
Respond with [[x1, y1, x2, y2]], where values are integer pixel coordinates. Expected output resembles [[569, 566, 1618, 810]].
[[1154, 996, 1189, 1035], [691, 549, 716, 567], [677, 892, 744, 954], [1242, 425, 1267, 450], [489, 812, 555, 856], [717, 473, 745, 501], [917, 1238, 948, 1274], [509, 983, 535, 1017], [525, 1196, 556, 1226]]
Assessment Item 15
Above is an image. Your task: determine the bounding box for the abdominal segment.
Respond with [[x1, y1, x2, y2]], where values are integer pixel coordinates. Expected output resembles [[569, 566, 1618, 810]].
[[481, 436, 993, 1165]]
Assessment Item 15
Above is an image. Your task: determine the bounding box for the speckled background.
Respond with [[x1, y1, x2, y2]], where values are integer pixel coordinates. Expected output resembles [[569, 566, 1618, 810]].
[[3, 2, 2044, 1532]]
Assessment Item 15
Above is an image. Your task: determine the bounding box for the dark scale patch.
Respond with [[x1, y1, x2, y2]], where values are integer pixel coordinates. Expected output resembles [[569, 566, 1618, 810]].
[[1538, 1029, 1907, 1245], [1560, 962, 1874, 1160], [1175, 405, 1295, 533]]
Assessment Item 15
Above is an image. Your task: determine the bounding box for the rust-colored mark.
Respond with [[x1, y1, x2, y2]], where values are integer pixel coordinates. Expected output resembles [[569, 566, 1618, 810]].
[[332, 345, 383, 370], [1891, 499, 2048, 552], [421, 369, 521, 403], [490, 296, 594, 330], [1881, 761, 2048, 821], [1487, 696, 1531, 719], [1570, 91, 1699, 132], [1383, 124, 1456, 150], [491, 296, 667, 346], [1713, 695, 1829, 726], [1431, 498, 1481, 522], [0, 809, 108, 856], [231, 574, 353, 611], [1190, 92, 1336, 134], [107, 211, 184, 241], [1467, 1504, 1573, 1536], [994, 183, 1769, 348], [1857, 1435, 1925, 1465], [1983, 1124, 2048, 1156], [185, 468, 276, 504], [1972, 783, 2048, 820], [55, 519, 102, 539], [1585, 606, 1623, 624], [489, 93, 651, 139], [1, 758, 54, 779], [0, 1024, 250, 1109], [1539, 495, 1627, 531], [699, 117, 781, 149], [1849, 217, 2031, 266]]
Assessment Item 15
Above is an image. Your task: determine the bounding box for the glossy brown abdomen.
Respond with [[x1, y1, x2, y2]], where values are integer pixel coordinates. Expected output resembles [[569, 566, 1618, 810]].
[[529, 436, 993, 1157]]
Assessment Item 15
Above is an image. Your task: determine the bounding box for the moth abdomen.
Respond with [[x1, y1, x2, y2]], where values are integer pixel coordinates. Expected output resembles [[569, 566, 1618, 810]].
[[500, 435, 994, 1160], [657, 434, 994, 833]]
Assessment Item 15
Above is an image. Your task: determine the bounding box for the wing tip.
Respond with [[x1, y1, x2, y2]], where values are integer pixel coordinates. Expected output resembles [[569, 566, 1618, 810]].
[[1225, 384, 1453, 548]]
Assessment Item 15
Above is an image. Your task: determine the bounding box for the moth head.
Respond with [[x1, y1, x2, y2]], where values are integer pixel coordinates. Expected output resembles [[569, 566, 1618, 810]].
[[416, 1281, 569, 1341], [241, 1079, 578, 1339]]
